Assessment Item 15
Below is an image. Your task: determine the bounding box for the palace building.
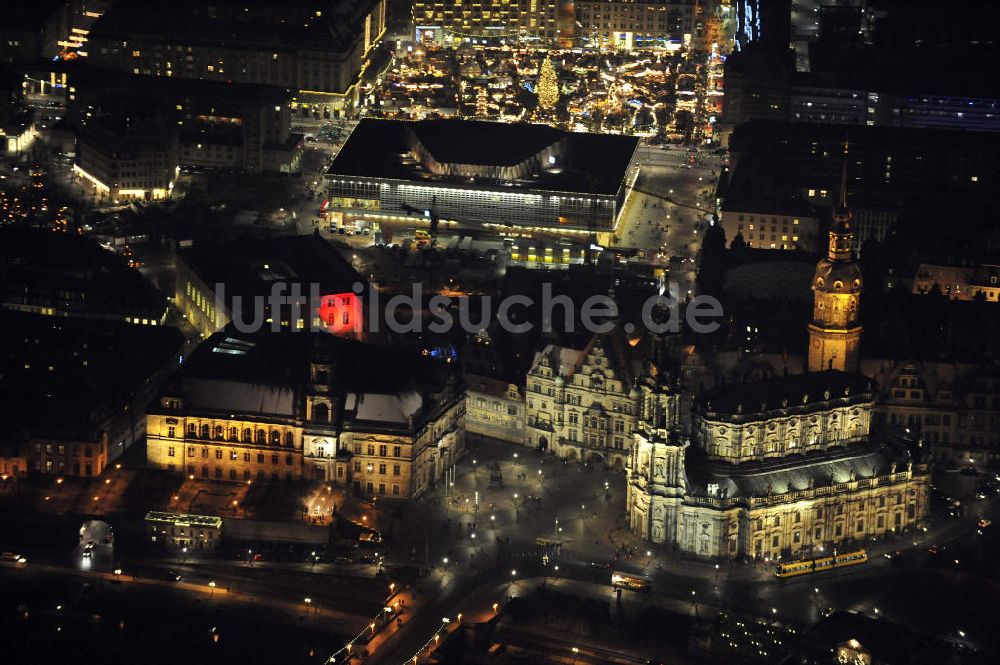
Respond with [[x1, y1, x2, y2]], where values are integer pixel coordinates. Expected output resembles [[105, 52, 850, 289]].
[[625, 170, 930, 559], [146, 328, 465, 498], [525, 328, 675, 470]]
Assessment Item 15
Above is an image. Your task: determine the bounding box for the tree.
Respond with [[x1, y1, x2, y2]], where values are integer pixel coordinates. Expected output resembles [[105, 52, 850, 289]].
[[537, 56, 559, 111]]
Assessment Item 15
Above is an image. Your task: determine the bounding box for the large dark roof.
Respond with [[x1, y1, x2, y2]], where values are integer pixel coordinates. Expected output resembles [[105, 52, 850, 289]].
[[166, 328, 461, 428], [328, 119, 639, 196], [90, 0, 371, 53], [178, 234, 363, 302], [686, 434, 915, 499], [73, 68, 292, 106], [3, 0, 65, 32], [0, 311, 183, 441], [700, 370, 873, 416], [0, 227, 166, 318]]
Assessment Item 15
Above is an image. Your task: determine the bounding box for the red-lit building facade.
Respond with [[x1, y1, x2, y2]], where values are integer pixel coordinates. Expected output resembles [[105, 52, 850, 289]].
[[174, 234, 366, 341]]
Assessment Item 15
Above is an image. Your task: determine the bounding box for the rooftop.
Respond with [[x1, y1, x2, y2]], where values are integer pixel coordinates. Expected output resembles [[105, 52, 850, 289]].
[[686, 430, 920, 500], [73, 68, 293, 106], [699, 370, 873, 417], [90, 0, 374, 53], [0, 310, 184, 441], [144, 512, 223, 528], [328, 119, 639, 196], [0, 227, 167, 319], [160, 328, 461, 431], [177, 234, 363, 304]]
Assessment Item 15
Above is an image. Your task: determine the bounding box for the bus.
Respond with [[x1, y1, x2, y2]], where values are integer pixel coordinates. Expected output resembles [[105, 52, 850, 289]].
[[775, 549, 868, 578], [611, 572, 652, 592]]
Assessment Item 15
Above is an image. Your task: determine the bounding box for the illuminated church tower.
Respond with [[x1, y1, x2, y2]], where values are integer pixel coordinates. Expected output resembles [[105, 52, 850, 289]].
[[808, 146, 863, 372]]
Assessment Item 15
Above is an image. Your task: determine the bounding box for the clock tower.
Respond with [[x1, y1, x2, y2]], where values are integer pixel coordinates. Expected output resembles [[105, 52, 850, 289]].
[[808, 145, 863, 373]]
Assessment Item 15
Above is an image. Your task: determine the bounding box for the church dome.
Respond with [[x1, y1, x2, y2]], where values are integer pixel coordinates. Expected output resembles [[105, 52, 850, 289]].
[[813, 257, 862, 294]]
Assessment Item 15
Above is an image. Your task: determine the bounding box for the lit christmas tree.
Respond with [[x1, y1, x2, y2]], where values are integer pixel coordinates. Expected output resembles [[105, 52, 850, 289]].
[[537, 56, 559, 111]]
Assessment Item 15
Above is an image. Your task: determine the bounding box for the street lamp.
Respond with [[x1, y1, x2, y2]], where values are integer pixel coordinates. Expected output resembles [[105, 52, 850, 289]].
[[208, 581, 216, 596]]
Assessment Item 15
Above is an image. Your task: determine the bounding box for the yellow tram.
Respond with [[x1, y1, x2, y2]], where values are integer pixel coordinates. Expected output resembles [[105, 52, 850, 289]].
[[775, 549, 868, 578]]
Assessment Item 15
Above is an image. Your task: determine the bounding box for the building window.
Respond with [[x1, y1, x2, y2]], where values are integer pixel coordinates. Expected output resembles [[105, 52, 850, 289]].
[[392, 484, 400, 496], [167, 446, 176, 457], [393, 464, 401, 476], [378, 463, 386, 475], [215, 449, 223, 459], [168, 426, 176, 438], [393, 446, 401, 457]]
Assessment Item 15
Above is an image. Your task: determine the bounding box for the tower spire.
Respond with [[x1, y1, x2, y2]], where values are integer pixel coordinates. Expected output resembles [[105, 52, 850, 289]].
[[838, 140, 849, 210]]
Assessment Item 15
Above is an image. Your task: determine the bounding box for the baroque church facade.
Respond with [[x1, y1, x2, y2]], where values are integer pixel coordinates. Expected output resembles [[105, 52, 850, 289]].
[[625, 160, 931, 559]]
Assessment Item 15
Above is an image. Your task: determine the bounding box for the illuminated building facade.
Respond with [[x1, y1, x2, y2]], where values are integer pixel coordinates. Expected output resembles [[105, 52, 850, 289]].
[[174, 235, 365, 340], [465, 374, 526, 445], [28, 435, 109, 477], [719, 202, 819, 251], [627, 208, 929, 558], [575, 0, 699, 50], [863, 360, 1000, 467], [146, 329, 466, 499], [412, 0, 564, 45], [87, 0, 387, 115], [525, 330, 656, 469], [626, 370, 930, 560], [74, 110, 180, 202], [68, 71, 304, 174], [326, 119, 640, 239], [145, 511, 223, 550]]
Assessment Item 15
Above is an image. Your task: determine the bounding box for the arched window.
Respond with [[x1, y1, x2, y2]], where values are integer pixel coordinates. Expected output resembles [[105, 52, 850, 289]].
[[214, 425, 224, 440], [270, 430, 281, 446], [773, 515, 781, 527], [256, 429, 266, 444], [285, 431, 294, 447], [187, 423, 196, 437], [243, 428, 252, 443], [313, 402, 329, 423], [200, 424, 210, 439], [229, 427, 238, 441]]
